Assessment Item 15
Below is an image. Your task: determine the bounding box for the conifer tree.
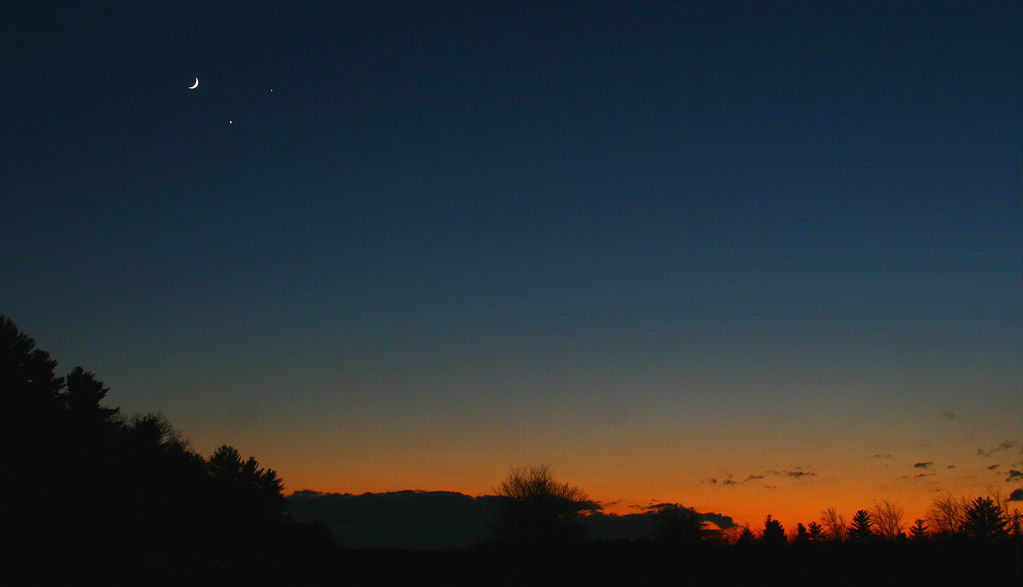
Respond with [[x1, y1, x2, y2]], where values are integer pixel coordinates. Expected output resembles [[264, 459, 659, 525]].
[[909, 519, 928, 542], [794, 522, 810, 544], [806, 521, 824, 542], [736, 525, 755, 546], [762, 515, 786, 546], [848, 509, 874, 542], [963, 497, 1009, 541]]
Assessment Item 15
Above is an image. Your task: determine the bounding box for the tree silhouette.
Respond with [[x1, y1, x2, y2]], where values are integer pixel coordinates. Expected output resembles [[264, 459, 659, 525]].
[[121, 414, 210, 560], [871, 499, 904, 540], [1, 315, 65, 419], [490, 464, 599, 546], [64, 366, 121, 456], [794, 522, 810, 544], [806, 521, 824, 542], [909, 518, 928, 542], [927, 493, 969, 538], [209, 444, 287, 520], [2, 315, 69, 474], [0, 316, 338, 583], [761, 514, 786, 546], [2, 315, 71, 570], [820, 507, 847, 542], [1009, 510, 1023, 539], [58, 366, 126, 571], [735, 525, 755, 546], [962, 497, 1009, 541], [848, 509, 874, 542], [9, 312, 1023, 585], [64, 366, 119, 422]]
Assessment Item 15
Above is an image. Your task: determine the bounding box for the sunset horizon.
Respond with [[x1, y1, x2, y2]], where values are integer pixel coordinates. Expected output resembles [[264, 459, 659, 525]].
[[13, 311, 1021, 532], [3, 2, 1020, 582]]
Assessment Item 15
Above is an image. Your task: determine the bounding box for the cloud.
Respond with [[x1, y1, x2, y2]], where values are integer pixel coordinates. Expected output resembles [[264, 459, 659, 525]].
[[913, 462, 934, 469], [700, 511, 736, 530], [977, 440, 1016, 458], [946, 465, 955, 469], [914, 472, 935, 478], [581, 508, 702, 541], [987, 464, 1000, 470], [704, 474, 738, 487], [940, 411, 955, 419], [709, 466, 817, 487], [764, 468, 816, 479], [1007, 469, 1022, 482], [636, 505, 736, 531], [1009, 489, 1023, 502], [872, 454, 892, 459]]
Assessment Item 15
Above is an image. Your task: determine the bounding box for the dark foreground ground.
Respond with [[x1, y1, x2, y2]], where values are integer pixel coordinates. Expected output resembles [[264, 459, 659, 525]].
[[29, 540, 1023, 586]]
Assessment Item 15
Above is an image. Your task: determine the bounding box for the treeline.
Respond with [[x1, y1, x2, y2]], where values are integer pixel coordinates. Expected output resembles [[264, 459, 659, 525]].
[[3, 316, 336, 585], [719, 495, 1022, 547], [463, 466, 1022, 586], [4, 315, 1021, 586], [486, 465, 1022, 548]]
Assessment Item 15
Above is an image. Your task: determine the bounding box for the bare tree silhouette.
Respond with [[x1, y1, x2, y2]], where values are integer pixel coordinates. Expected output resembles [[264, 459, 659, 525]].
[[820, 507, 847, 542], [490, 464, 599, 546], [927, 494, 969, 538], [871, 499, 905, 540]]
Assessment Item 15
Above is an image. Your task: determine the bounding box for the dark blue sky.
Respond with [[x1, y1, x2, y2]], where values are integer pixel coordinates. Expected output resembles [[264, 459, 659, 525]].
[[2, 1, 1020, 520]]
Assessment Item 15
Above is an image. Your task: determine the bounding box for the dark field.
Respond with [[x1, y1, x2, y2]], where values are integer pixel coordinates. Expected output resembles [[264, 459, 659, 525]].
[[23, 540, 1023, 586]]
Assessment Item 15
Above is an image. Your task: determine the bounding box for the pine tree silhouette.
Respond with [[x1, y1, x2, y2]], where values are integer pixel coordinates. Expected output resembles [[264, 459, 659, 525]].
[[963, 497, 1009, 541], [807, 521, 824, 542], [848, 509, 874, 542], [909, 519, 928, 542], [762, 515, 786, 546]]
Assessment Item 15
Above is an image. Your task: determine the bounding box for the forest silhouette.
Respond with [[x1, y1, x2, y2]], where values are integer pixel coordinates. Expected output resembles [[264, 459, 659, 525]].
[[3, 315, 1020, 585]]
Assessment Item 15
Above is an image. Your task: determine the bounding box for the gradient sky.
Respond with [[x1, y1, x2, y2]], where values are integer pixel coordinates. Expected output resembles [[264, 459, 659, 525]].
[[3, 1, 1021, 527]]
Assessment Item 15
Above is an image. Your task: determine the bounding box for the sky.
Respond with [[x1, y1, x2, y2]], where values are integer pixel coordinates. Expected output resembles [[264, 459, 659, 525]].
[[2, 1, 1021, 528]]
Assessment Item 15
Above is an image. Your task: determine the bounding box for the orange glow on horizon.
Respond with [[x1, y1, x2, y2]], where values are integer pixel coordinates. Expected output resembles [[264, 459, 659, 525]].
[[274, 459, 1021, 532]]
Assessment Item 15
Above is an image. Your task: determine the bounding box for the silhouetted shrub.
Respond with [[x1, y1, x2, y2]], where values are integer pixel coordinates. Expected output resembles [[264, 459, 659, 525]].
[[490, 464, 600, 547]]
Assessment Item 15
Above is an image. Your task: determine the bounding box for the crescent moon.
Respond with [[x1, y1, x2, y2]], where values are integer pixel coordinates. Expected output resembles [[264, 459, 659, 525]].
[[188, 77, 199, 90]]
